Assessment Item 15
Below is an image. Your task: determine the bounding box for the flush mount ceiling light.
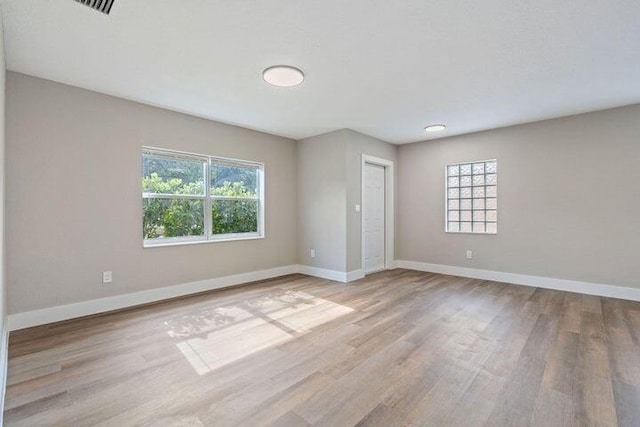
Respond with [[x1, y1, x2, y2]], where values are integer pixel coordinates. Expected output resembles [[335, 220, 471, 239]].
[[425, 124, 447, 133], [262, 66, 304, 87]]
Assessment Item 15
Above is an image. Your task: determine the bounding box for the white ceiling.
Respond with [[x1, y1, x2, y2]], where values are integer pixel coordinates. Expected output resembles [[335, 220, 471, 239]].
[[1, 0, 639, 144]]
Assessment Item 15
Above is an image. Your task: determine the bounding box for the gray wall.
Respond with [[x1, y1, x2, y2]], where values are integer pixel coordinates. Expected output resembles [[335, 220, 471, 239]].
[[397, 105, 640, 288], [7, 70, 638, 317], [297, 129, 397, 274], [297, 131, 347, 272], [6, 72, 298, 314]]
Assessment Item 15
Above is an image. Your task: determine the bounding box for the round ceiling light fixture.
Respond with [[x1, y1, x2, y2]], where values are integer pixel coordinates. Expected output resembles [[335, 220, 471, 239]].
[[262, 65, 305, 87], [425, 124, 447, 133]]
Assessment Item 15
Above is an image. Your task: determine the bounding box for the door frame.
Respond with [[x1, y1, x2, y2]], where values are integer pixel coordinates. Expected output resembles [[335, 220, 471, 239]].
[[361, 154, 395, 274]]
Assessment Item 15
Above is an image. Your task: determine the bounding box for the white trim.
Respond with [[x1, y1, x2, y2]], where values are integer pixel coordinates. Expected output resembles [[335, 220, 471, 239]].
[[297, 265, 348, 283], [7, 264, 371, 332], [346, 269, 365, 282], [445, 159, 498, 235], [143, 146, 263, 168], [142, 146, 266, 247], [396, 260, 640, 302], [361, 155, 395, 275], [0, 322, 8, 424], [144, 234, 264, 248], [296, 265, 364, 283], [7, 265, 298, 331]]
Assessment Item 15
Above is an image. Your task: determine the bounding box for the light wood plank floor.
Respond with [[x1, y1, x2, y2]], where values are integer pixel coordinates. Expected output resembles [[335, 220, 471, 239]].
[[4, 270, 640, 426]]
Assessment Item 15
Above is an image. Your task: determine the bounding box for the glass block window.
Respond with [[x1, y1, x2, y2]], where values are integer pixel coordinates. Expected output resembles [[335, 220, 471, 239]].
[[446, 160, 497, 234]]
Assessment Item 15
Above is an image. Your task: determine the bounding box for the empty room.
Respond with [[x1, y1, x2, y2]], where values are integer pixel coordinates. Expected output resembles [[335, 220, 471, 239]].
[[0, 0, 638, 426]]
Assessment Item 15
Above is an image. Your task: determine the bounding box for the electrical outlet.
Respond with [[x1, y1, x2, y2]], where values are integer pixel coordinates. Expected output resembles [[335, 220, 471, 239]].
[[102, 271, 112, 284], [466, 250, 473, 259], [310, 249, 316, 258]]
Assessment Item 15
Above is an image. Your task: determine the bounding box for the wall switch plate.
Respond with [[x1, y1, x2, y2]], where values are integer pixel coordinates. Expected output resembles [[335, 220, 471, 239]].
[[466, 250, 473, 259], [310, 249, 316, 258], [355, 204, 361, 212], [102, 271, 112, 283]]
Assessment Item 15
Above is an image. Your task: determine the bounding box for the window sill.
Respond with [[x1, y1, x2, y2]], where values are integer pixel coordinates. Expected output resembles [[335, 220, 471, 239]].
[[445, 231, 497, 235], [143, 234, 264, 248]]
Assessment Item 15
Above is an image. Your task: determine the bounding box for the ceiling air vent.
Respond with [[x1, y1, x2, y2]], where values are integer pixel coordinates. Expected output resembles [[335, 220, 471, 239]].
[[73, 0, 115, 15]]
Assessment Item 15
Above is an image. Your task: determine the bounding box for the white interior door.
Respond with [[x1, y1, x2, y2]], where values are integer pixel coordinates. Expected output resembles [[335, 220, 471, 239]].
[[364, 163, 386, 274]]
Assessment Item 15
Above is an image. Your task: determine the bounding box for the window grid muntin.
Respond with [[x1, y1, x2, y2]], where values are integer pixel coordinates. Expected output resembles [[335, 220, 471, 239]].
[[446, 159, 497, 234], [142, 194, 206, 200], [142, 147, 264, 246]]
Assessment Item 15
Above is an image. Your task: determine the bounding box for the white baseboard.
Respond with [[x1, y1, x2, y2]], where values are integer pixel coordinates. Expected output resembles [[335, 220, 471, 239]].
[[0, 320, 8, 424], [396, 260, 640, 302], [296, 265, 365, 283], [297, 265, 347, 282], [16, 259, 598, 332], [346, 269, 365, 282], [7, 263, 374, 331], [7, 265, 299, 331]]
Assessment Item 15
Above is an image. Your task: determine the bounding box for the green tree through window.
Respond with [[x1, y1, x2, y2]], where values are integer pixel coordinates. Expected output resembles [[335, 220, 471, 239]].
[[142, 149, 262, 245]]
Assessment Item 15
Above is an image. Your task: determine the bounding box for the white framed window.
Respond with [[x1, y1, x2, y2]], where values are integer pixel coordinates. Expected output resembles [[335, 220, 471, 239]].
[[142, 147, 264, 247], [446, 159, 497, 234]]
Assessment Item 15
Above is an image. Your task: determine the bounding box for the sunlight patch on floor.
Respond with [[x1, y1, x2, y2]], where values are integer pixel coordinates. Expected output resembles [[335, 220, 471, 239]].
[[165, 290, 354, 375]]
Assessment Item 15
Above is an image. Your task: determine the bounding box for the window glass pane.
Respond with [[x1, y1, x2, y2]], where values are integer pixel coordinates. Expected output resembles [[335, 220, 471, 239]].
[[486, 174, 497, 185], [460, 187, 472, 198], [447, 165, 460, 176], [460, 176, 472, 187], [486, 198, 497, 209], [461, 211, 472, 221], [211, 163, 258, 198], [448, 210, 460, 221], [460, 164, 472, 175], [448, 188, 459, 198], [473, 211, 485, 222], [448, 199, 460, 210], [473, 223, 485, 233], [486, 185, 497, 197], [486, 223, 497, 233], [461, 199, 472, 210], [486, 161, 497, 173], [212, 199, 258, 235], [448, 222, 460, 232], [448, 176, 460, 187], [473, 175, 485, 186], [473, 186, 485, 198], [460, 222, 472, 232], [473, 162, 485, 174], [486, 210, 497, 222], [143, 148, 264, 245], [143, 199, 205, 239], [473, 199, 485, 210], [142, 155, 205, 195]]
